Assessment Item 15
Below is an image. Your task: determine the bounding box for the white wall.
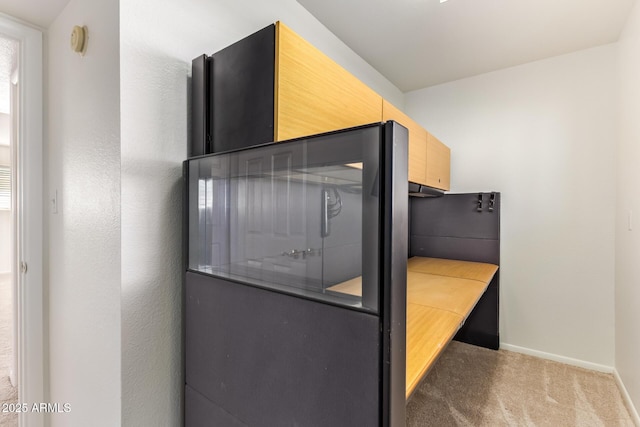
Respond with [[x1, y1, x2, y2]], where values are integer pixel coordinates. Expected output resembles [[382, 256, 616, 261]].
[[405, 45, 617, 367], [119, 0, 403, 424], [616, 0, 640, 416], [46, 0, 121, 425]]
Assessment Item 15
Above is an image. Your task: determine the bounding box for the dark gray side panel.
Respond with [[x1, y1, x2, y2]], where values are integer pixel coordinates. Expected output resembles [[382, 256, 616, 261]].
[[410, 192, 500, 349], [211, 24, 275, 152], [381, 121, 408, 427], [456, 275, 500, 349], [190, 55, 210, 157], [185, 272, 380, 427]]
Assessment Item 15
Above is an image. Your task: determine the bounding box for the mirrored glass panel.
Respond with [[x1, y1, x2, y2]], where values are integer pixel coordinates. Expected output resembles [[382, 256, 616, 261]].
[[187, 126, 381, 312]]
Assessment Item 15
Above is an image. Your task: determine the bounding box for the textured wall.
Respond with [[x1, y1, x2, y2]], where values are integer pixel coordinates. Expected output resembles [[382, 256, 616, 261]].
[[616, 0, 640, 418], [405, 45, 617, 367], [47, 0, 121, 424]]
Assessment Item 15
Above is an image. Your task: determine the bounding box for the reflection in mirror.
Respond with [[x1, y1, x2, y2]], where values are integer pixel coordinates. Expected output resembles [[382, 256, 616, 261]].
[[187, 126, 381, 312]]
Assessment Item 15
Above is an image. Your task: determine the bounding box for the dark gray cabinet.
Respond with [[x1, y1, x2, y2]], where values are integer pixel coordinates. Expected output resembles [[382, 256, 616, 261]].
[[191, 24, 275, 157]]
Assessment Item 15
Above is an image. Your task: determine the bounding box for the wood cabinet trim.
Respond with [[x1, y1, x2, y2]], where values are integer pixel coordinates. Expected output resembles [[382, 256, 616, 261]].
[[274, 22, 281, 142]]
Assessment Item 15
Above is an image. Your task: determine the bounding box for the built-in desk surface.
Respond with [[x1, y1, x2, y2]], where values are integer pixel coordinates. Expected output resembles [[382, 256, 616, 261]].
[[404, 257, 498, 398], [407, 256, 498, 283], [326, 256, 499, 398], [406, 303, 462, 396]]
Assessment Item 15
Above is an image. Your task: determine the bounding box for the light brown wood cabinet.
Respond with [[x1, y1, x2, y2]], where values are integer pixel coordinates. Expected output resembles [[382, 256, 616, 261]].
[[383, 100, 450, 191], [275, 22, 382, 141], [192, 21, 450, 191], [276, 22, 451, 191]]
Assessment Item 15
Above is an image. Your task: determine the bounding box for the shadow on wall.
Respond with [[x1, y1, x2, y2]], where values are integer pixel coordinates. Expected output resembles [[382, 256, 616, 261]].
[[120, 47, 188, 425]]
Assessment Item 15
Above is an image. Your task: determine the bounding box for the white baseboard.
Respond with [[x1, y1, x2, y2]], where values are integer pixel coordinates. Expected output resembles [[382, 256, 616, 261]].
[[499, 343, 639, 425], [500, 343, 614, 373], [614, 369, 640, 427]]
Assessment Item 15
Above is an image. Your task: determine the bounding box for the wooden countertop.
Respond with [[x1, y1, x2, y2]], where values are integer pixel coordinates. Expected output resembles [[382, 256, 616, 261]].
[[326, 256, 499, 399], [326, 276, 362, 297], [407, 272, 487, 316], [406, 303, 462, 396], [404, 257, 498, 398], [407, 256, 498, 284]]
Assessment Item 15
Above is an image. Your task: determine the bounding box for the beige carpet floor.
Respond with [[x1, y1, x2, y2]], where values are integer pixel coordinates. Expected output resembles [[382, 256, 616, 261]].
[[407, 341, 636, 426], [0, 279, 17, 427]]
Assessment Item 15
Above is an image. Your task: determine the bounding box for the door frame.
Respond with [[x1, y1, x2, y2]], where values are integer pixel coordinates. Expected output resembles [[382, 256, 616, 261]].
[[0, 13, 44, 427]]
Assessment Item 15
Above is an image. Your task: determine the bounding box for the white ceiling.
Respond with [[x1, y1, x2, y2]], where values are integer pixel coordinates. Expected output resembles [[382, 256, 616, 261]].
[[0, 0, 635, 103], [0, 0, 70, 29], [297, 0, 635, 92]]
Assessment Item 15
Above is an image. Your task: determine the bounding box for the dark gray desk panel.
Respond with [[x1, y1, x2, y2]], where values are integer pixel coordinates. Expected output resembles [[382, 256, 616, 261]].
[[185, 272, 380, 427], [185, 385, 247, 427]]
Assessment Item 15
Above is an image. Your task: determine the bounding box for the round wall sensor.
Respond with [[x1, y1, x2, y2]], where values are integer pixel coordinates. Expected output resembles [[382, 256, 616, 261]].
[[70, 25, 88, 55]]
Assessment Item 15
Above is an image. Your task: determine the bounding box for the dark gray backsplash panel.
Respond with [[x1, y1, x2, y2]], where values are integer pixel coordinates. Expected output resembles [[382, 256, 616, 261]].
[[410, 192, 500, 258], [410, 236, 499, 265]]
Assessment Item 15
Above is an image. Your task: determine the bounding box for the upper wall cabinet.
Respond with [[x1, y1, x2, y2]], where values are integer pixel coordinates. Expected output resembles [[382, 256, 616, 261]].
[[426, 132, 451, 191], [190, 21, 450, 191], [275, 23, 382, 141], [382, 101, 450, 191], [191, 22, 381, 155]]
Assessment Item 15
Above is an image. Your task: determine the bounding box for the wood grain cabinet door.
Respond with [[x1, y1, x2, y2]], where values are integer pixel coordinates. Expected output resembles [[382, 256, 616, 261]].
[[426, 132, 451, 190], [382, 100, 428, 186], [275, 22, 383, 141]]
